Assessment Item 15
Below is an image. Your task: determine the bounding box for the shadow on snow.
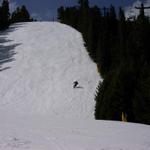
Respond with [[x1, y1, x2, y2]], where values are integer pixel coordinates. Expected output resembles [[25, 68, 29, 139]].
[[0, 24, 22, 72]]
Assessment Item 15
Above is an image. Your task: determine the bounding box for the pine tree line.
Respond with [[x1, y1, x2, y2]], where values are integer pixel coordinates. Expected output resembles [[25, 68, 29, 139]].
[[58, 0, 150, 124], [0, 0, 32, 31], [11, 5, 33, 23]]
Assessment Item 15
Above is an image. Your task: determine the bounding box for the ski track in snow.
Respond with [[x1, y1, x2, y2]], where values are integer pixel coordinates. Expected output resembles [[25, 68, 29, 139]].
[[0, 22, 150, 150]]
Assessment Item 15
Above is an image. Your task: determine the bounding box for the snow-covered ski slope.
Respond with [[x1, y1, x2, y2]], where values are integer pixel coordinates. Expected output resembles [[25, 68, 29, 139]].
[[0, 22, 100, 118], [0, 114, 150, 150], [0, 22, 150, 150]]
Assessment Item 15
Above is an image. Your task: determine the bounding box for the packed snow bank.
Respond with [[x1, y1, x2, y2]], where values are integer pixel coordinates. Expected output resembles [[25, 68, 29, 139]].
[[0, 22, 101, 119]]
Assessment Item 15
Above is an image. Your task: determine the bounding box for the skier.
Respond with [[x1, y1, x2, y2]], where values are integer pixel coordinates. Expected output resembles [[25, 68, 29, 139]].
[[73, 81, 78, 88]]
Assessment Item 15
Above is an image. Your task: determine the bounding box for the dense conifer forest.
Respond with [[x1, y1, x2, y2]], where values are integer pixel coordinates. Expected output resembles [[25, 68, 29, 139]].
[[58, 0, 150, 124], [0, 0, 32, 30], [0, 0, 150, 125]]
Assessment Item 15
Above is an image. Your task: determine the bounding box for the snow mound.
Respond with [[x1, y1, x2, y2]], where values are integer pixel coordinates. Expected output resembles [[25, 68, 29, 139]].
[[0, 22, 101, 119]]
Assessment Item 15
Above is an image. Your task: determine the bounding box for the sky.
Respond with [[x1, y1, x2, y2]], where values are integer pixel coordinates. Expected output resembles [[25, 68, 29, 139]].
[[3, 0, 149, 20]]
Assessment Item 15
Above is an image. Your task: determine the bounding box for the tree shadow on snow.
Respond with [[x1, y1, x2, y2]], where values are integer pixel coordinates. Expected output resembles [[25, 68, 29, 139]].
[[1, 23, 27, 36], [0, 25, 22, 72]]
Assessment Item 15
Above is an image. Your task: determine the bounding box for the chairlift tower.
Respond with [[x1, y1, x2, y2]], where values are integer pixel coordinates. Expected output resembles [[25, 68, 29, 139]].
[[135, 3, 150, 17]]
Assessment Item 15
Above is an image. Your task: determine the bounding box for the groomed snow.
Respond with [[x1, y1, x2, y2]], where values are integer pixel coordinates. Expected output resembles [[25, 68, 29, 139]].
[[0, 22, 150, 150], [0, 113, 150, 150], [0, 22, 100, 119]]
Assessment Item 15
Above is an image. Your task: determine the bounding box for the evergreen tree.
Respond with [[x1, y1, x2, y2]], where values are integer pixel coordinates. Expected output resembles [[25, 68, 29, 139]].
[[87, 6, 101, 62], [118, 7, 127, 63], [11, 5, 31, 23], [11, 7, 20, 23], [133, 67, 150, 124], [57, 6, 65, 22], [95, 70, 123, 120], [78, 0, 89, 42], [0, 0, 10, 30], [78, 0, 89, 9], [20, 5, 30, 22], [119, 7, 125, 22]]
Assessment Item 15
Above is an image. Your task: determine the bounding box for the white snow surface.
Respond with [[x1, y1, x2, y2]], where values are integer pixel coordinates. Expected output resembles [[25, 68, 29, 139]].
[[0, 22, 100, 119], [0, 22, 150, 150], [0, 114, 150, 150]]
